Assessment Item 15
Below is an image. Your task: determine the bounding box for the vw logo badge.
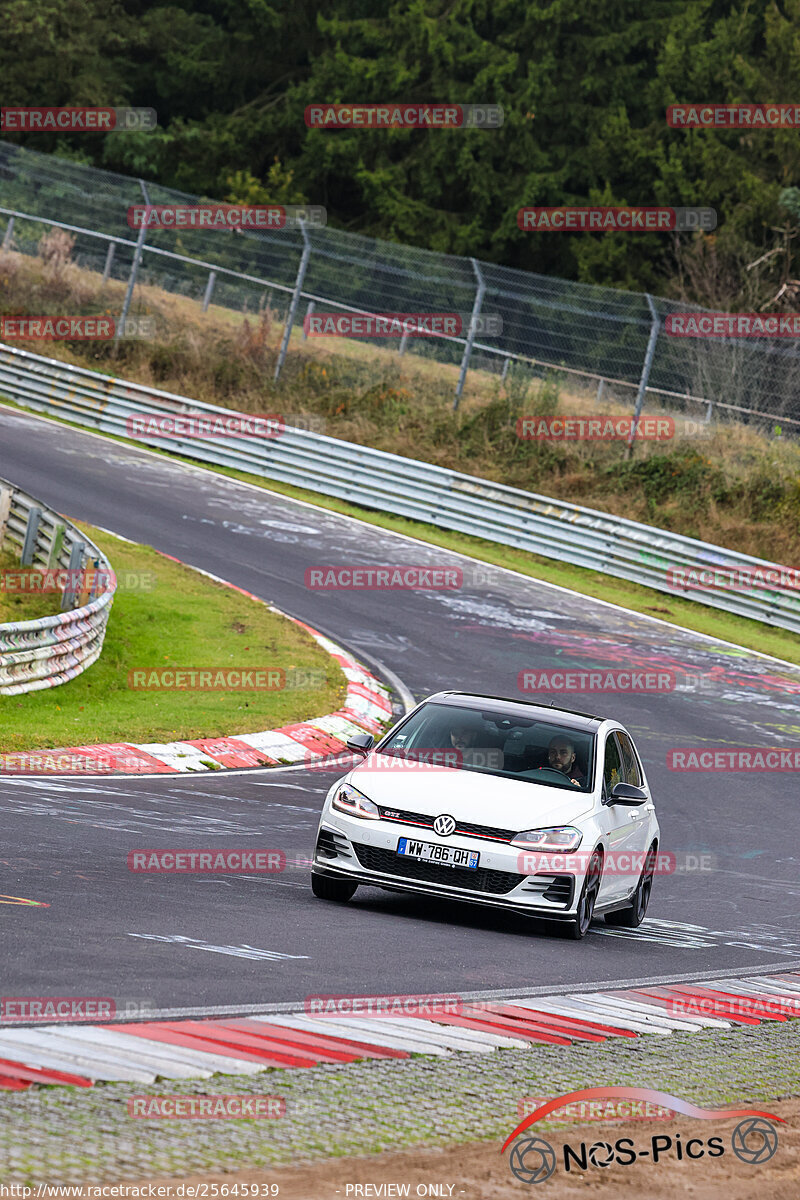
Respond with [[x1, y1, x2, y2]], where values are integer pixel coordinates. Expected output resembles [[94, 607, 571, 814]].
[[433, 814, 456, 837]]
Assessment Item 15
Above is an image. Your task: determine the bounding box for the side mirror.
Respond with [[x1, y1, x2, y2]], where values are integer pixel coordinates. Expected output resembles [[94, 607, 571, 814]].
[[609, 781, 648, 806], [346, 732, 374, 756]]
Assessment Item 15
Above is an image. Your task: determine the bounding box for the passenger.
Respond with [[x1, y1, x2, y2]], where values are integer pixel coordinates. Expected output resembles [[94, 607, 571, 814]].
[[449, 725, 479, 751], [448, 724, 499, 770]]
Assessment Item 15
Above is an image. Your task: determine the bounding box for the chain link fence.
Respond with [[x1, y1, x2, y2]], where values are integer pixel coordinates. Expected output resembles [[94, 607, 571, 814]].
[[1, 139, 798, 428]]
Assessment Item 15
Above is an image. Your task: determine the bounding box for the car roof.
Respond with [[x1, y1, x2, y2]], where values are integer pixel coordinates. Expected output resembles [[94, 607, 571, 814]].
[[424, 691, 604, 732]]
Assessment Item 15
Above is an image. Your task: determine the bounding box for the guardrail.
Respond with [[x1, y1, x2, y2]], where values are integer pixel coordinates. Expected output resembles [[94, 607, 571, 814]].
[[1, 341, 797, 636], [0, 475, 116, 694]]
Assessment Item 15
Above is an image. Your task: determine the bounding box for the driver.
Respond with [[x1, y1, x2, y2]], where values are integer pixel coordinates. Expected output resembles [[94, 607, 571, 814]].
[[541, 736, 583, 787]]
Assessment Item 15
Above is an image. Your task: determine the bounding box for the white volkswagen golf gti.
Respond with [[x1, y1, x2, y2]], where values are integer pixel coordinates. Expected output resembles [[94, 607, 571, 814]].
[[311, 692, 660, 939]]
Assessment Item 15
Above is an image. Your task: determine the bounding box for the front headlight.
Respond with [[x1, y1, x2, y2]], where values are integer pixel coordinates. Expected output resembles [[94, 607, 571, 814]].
[[511, 826, 583, 852], [331, 782, 381, 820]]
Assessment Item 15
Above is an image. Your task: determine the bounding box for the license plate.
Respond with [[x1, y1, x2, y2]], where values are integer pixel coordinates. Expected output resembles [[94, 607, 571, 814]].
[[396, 837, 479, 868]]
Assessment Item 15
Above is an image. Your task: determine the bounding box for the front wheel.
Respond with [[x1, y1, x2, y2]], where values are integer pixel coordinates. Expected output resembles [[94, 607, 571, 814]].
[[565, 850, 602, 940], [311, 872, 358, 902], [605, 844, 656, 928]]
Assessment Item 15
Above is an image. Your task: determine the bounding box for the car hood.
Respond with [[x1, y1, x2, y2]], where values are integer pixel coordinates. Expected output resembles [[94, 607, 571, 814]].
[[345, 758, 595, 830]]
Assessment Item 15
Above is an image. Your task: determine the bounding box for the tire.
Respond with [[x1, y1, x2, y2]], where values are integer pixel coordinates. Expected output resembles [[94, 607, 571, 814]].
[[311, 872, 358, 903], [565, 850, 603, 940], [605, 844, 656, 928]]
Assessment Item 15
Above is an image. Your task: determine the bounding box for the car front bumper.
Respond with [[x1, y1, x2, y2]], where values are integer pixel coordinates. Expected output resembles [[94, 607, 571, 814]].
[[313, 813, 586, 920]]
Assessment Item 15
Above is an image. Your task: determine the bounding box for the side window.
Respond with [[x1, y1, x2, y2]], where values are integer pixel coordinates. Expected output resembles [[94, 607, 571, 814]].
[[616, 731, 642, 786], [603, 735, 622, 794]]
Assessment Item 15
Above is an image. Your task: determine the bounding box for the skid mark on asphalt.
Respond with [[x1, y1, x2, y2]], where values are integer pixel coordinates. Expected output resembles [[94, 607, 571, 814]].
[[0, 789, 271, 835], [432, 595, 559, 632], [595, 917, 800, 954], [127, 933, 309, 960]]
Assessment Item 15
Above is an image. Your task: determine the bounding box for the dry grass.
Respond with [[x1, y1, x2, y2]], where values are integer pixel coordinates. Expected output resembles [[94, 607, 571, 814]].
[[1, 245, 799, 564]]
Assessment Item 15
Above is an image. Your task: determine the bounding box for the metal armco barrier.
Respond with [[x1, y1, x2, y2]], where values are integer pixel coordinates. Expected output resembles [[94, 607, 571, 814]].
[[0, 474, 116, 694], [1, 342, 798, 636]]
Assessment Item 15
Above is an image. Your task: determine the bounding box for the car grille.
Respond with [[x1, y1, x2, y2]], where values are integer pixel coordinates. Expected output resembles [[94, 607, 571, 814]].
[[352, 843, 524, 895], [376, 806, 516, 843]]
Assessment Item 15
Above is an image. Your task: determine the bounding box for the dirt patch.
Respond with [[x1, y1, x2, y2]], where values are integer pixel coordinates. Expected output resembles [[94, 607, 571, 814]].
[[92, 1098, 799, 1199]]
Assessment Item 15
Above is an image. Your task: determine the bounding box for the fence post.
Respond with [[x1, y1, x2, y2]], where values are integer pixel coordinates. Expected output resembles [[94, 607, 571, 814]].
[[596, 378, 605, 403], [47, 523, 66, 567], [302, 300, 315, 339], [2, 216, 15, 250], [274, 222, 311, 382], [202, 270, 217, 313], [116, 179, 151, 344], [398, 329, 410, 356], [20, 507, 42, 566], [102, 242, 116, 285], [626, 294, 661, 454], [453, 258, 486, 410], [61, 540, 85, 612]]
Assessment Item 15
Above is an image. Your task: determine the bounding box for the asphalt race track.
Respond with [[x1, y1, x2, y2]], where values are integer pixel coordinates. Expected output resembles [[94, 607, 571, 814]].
[[2, 402, 800, 1012]]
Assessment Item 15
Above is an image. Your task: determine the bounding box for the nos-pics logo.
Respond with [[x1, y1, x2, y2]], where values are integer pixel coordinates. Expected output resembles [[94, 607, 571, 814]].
[[503, 1087, 782, 1184]]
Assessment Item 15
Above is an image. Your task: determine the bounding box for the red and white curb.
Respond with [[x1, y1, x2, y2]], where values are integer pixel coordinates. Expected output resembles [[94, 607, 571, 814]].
[[0, 972, 798, 1090], [0, 557, 394, 775]]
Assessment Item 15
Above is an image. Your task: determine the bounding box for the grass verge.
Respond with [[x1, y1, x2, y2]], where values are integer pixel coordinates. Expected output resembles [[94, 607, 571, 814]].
[[2, 242, 800, 565], [0, 549, 63, 623], [0, 522, 345, 753]]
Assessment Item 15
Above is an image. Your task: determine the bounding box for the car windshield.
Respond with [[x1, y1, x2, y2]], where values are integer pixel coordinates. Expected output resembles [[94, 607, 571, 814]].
[[375, 702, 596, 792]]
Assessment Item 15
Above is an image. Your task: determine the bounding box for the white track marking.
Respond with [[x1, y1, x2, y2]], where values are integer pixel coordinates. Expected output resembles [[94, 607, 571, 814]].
[[251, 1014, 449, 1055], [507, 995, 699, 1033], [0, 1031, 156, 1082], [53, 1028, 214, 1078]]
